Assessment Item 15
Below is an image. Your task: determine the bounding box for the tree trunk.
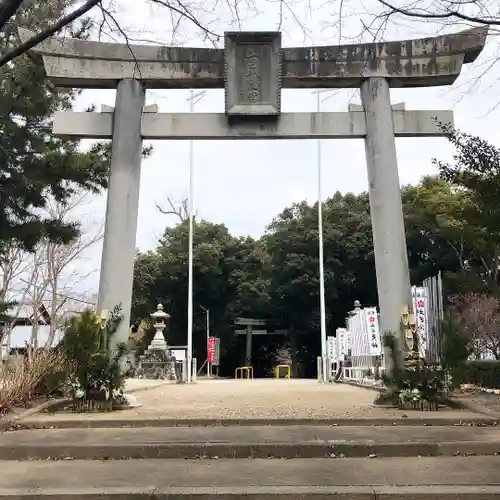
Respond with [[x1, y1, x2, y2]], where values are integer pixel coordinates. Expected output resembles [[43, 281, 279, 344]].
[[289, 326, 298, 378], [492, 247, 499, 286], [46, 282, 58, 347]]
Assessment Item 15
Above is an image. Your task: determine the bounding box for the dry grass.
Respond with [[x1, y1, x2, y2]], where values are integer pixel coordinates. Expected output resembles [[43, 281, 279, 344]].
[[0, 350, 68, 415]]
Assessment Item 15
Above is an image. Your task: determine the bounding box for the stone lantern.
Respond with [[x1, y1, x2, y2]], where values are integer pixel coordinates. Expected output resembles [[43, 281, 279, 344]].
[[149, 303, 169, 351], [136, 304, 176, 380]]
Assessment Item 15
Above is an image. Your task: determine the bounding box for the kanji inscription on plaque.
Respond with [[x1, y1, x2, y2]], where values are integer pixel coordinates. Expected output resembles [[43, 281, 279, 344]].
[[224, 32, 281, 117]]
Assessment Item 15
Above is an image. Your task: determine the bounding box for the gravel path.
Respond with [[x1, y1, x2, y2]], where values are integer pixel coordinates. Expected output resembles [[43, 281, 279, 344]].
[[24, 379, 481, 421], [455, 392, 500, 415], [124, 378, 170, 392]]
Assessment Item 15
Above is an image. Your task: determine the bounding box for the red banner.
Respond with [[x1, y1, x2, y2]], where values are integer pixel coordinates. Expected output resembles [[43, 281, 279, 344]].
[[207, 337, 217, 363]]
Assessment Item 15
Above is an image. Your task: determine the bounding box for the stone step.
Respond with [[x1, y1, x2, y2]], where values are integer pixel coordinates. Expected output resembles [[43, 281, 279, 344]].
[[17, 415, 499, 428], [0, 457, 499, 499], [1, 425, 500, 459], [1, 485, 500, 500]]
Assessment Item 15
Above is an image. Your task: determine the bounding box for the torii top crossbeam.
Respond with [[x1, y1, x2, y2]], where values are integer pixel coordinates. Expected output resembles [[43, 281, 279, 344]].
[[20, 28, 486, 91]]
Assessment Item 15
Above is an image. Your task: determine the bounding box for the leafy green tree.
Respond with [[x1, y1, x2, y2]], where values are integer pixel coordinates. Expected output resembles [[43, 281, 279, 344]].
[[129, 169, 500, 377], [132, 251, 162, 321], [154, 220, 239, 349], [322, 192, 377, 318], [0, 2, 108, 252], [264, 201, 325, 376], [401, 176, 484, 293], [225, 236, 272, 319], [131, 220, 272, 372], [0, 2, 109, 340], [264, 192, 376, 376], [440, 311, 472, 387], [434, 125, 500, 289], [265, 201, 321, 332]]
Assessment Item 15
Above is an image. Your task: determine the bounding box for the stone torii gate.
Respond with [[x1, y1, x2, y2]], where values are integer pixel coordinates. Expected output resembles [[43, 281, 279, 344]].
[[21, 28, 487, 354]]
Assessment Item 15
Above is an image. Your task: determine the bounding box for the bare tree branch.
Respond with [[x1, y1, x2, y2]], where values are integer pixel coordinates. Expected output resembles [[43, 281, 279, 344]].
[[40, 192, 103, 346], [0, 247, 45, 346], [149, 0, 220, 40], [0, 0, 103, 68], [377, 0, 500, 25], [156, 196, 192, 222], [1, 192, 102, 349], [0, 0, 23, 31], [1, 0, 316, 70]]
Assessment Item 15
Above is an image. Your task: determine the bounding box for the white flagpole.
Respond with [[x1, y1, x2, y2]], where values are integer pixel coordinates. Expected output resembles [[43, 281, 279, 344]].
[[311, 89, 333, 382], [186, 90, 206, 383]]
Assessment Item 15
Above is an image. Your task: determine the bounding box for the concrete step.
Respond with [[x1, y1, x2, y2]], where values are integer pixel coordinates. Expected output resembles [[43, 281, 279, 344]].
[[0, 457, 499, 499], [17, 415, 499, 428], [1, 425, 500, 459], [1, 485, 500, 500]]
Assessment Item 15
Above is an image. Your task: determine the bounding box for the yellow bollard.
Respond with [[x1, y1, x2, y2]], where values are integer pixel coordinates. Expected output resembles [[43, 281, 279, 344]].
[[235, 366, 254, 379], [275, 364, 291, 379]]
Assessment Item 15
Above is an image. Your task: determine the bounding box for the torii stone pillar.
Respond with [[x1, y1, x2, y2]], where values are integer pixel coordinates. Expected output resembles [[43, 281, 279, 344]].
[[96, 100, 157, 345], [20, 26, 487, 357], [96, 79, 145, 343], [360, 79, 412, 344]]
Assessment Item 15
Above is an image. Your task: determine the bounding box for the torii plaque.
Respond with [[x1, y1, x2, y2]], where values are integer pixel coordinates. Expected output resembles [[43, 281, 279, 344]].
[[20, 28, 487, 364], [224, 31, 282, 117]]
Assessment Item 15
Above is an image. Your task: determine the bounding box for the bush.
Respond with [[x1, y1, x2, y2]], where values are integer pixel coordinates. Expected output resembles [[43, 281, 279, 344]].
[[461, 360, 500, 389], [58, 306, 128, 406], [32, 368, 70, 398], [438, 311, 500, 389], [379, 333, 447, 409], [0, 350, 68, 415], [440, 312, 472, 388]]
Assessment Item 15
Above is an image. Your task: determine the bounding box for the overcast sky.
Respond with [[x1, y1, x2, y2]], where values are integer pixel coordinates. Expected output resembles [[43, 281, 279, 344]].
[[64, 0, 500, 294]]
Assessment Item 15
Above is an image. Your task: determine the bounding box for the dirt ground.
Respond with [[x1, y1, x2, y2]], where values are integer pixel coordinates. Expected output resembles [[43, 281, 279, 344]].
[[21, 379, 484, 422], [455, 390, 500, 415]]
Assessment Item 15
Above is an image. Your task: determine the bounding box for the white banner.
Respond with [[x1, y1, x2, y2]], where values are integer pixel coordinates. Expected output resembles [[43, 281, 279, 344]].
[[336, 328, 347, 361], [412, 286, 428, 358], [351, 311, 367, 357], [364, 307, 382, 356], [346, 321, 352, 353], [326, 336, 336, 359]]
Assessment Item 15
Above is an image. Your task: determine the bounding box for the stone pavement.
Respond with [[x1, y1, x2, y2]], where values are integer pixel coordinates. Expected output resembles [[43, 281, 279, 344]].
[[23, 379, 482, 423]]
